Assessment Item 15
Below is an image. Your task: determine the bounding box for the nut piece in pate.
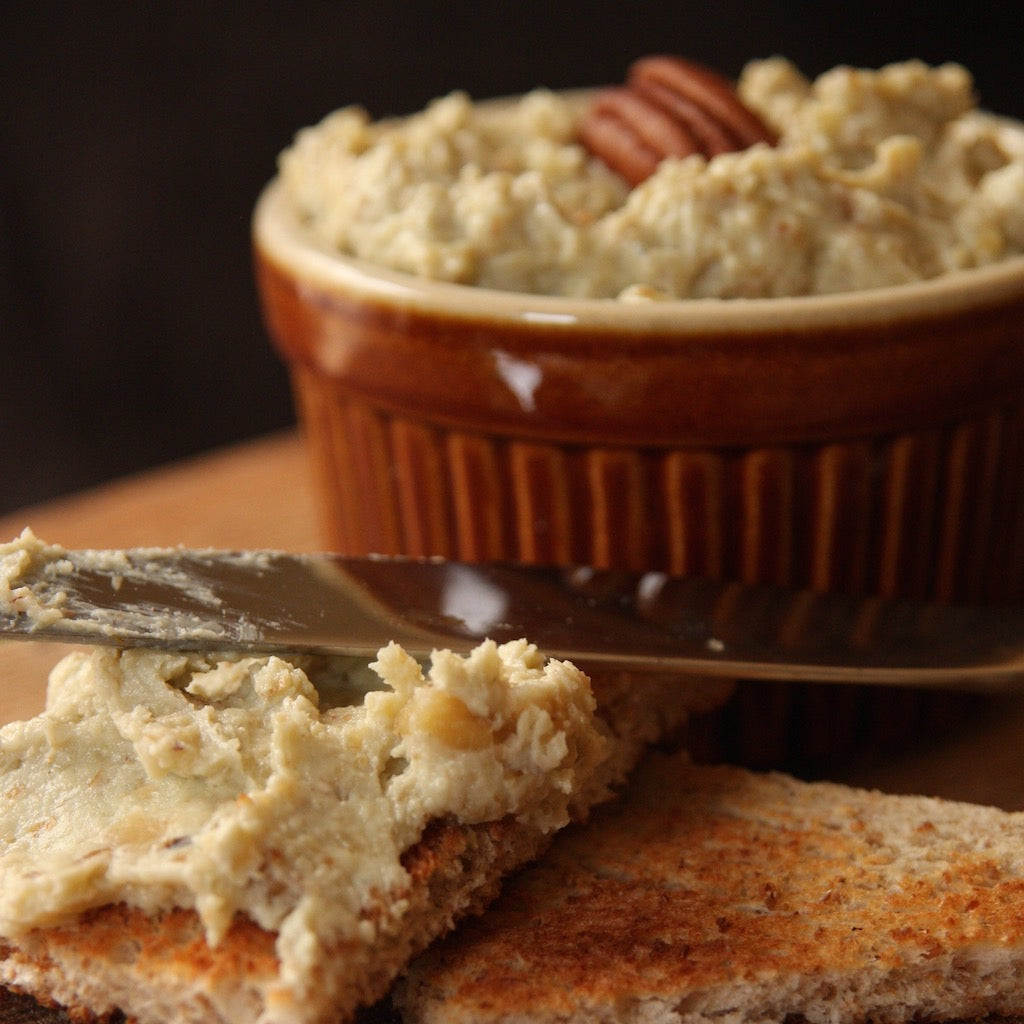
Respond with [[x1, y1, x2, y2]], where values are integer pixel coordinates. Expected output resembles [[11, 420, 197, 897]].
[[277, 57, 1024, 299], [0, 550, 606, 1015]]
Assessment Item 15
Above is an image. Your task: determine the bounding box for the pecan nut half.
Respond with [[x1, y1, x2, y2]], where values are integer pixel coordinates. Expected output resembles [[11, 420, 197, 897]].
[[579, 56, 777, 186]]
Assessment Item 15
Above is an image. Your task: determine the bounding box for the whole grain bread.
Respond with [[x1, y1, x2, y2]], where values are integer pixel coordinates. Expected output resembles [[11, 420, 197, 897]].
[[399, 751, 1024, 1024], [0, 670, 732, 1024], [0, 817, 545, 1024]]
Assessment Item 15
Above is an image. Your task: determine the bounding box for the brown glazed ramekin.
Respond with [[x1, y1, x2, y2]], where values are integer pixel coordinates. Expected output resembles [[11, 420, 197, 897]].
[[253, 178, 1024, 769]]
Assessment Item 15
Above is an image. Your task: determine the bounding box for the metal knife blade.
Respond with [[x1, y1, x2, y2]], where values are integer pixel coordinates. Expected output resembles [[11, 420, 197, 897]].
[[2, 540, 1023, 688]]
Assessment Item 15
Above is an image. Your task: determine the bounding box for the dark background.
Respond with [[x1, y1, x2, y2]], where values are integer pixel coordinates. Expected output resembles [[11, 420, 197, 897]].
[[3, 2, 1022, 516]]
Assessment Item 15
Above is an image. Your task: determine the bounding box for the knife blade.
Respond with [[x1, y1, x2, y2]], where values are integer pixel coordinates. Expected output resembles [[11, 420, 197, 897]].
[[2, 539, 1023, 688]]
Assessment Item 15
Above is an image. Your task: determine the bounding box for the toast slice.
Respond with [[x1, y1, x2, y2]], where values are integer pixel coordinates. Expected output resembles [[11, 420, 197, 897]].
[[399, 751, 1024, 1024], [0, 636, 731, 1024]]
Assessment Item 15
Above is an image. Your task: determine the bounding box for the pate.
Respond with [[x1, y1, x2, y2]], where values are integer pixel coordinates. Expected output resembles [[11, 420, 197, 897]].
[[0, 633, 605, 1003], [278, 58, 1024, 299], [0, 529, 69, 627]]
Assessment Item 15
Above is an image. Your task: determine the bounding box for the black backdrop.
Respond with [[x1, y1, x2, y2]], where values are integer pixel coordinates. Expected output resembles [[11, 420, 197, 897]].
[[3, 1, 1021, 515]]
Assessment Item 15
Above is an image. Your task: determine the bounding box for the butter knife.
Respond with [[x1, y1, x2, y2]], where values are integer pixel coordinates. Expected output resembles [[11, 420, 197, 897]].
[[2, 542, 1023, 688]]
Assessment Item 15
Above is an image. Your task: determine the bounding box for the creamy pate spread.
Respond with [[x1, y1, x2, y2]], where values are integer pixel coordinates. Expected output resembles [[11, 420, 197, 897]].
[[278, 57, 1024, 299], [0, 529, 68, 628], [0, 534, 606, 1004]]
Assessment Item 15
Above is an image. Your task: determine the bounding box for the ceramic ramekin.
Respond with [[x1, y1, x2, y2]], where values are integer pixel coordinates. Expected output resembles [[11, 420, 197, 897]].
[[254, 178, 1024, 607]]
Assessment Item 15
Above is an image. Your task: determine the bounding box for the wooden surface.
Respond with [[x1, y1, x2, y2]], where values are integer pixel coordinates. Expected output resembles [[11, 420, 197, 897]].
[[3, 429, 1024, 1022]]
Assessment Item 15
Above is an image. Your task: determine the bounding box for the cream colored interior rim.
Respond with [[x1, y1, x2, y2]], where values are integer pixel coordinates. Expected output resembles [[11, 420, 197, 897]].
[[253, 178, 1024, 333]]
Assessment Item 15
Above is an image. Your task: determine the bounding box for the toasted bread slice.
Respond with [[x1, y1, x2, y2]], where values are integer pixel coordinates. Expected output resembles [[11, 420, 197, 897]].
[[0, 640, 732, 1024], [0, 816, 545, 1024], [399, 752, 1024, 1024]]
